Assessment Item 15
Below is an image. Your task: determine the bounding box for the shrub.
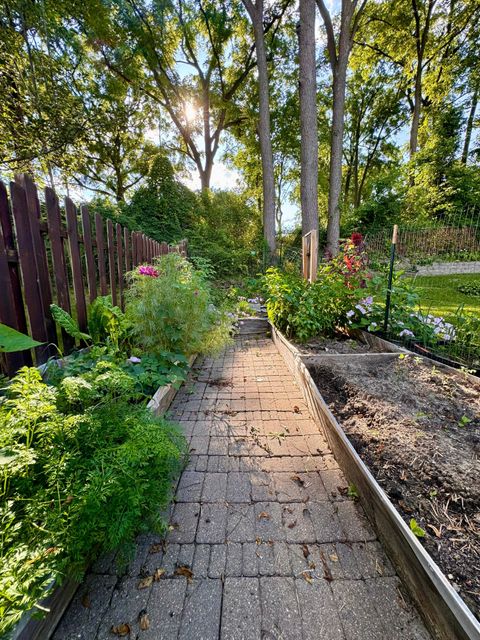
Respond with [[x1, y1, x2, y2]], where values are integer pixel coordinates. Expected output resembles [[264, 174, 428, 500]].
[[457, 282, 480, 297], [0, 367, 186, 635], [265, 266, 360, 341], [125, 253, 230, 356]]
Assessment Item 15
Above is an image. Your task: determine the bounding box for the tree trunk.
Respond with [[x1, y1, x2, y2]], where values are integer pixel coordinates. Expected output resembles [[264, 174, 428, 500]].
[[326, 57, 348, 256], [199, 162, 213, 193], [298, 0, 319, 244], [462, 88, 477, 164], [201, 81, 212, 192], [245, 1, 276, 262], [409, 68, 423, 158]]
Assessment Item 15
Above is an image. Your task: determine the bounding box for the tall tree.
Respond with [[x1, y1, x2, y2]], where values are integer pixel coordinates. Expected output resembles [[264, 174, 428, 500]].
[[73, 78, 154, 202], [357, 0, 479, 160], [242, 0, 276, 261], [82, 0, 259, 192], [316, 0, 367, 255], [298, 0, 318, 241], [0, 0, 87, 180]]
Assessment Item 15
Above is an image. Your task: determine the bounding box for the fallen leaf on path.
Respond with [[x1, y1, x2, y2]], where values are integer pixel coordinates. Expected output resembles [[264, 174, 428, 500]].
[[81, 593, 91, 609], [287, 520, 297, 529], [319, 550, 333, 582], [302, 544, 310, 558], [329, 553, 338, 562], [174, 565, 194, 583], [293, 406, 301, 414], [301, 571, 313, 584], [137, 576, 153, 589], [149, 543, 164, 554], [153, 568, 166, 581], [258, 511, 270, 520], [111, 623, 131, 636], [138, 609, 150, 630]]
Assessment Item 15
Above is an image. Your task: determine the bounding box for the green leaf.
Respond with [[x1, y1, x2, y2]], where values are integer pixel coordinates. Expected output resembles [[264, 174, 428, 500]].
[[409, 518, 426, 538], [0, 324, 43, 352], [50, 304, 91, 341], [347, 483, 359, 499]]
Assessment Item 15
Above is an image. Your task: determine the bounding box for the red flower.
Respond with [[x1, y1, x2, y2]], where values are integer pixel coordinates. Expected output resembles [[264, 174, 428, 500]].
[[351, 232, 363, 246]]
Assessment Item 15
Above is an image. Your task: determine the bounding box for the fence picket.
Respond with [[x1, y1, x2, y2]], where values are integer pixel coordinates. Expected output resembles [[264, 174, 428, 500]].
[[95, 214, 108, 295], [81, 205, 97, 303], [10, 181, 49, 361], [65, 198, 88, 333], [116, 223, 124, 309], [0, 182, 30, 372], [124, 228, 131, 272], [107, 219, 117, 306], [45, 187, 75, 353], [17, 175, 57, 348]]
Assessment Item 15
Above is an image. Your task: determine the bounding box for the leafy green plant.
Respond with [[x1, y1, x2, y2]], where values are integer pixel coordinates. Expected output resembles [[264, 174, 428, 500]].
[[0, 324, 43, 352], [0, 366, 186, 635], [50, 304, 91, 342], [347, 483, 359, 499], [87, 296, 130, 351], [409, 518, 426, 538], [457, 282, 480, 297], [264, 264, 360, 341], [125, 253, 231, 356]]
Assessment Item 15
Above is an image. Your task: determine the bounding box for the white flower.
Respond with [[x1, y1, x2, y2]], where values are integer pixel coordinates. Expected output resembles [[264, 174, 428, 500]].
[[128, 356, 141, 364], [399, 329, 415, 338], [346, 310, 355, 318], [355, 304, 367, 315]]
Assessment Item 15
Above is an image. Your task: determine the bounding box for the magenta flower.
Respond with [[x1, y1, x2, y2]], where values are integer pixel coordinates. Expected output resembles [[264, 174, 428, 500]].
[[138, 265, 159, 277]]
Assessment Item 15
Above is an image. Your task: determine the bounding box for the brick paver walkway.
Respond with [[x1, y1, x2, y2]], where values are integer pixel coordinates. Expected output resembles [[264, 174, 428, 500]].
[[55, 323, 431, 640]]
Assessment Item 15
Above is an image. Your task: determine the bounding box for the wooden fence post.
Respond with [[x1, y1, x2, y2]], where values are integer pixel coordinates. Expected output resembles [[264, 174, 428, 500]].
[[0, 182, 31, 372]]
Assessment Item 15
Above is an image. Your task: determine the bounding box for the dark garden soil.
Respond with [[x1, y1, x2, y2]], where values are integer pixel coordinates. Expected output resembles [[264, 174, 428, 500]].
[[310, 356, 480, 618], [292, 333, 379, 355]]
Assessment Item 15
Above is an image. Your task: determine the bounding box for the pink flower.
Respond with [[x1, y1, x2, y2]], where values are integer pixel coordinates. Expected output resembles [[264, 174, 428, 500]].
[[138, 265, 159, 277]]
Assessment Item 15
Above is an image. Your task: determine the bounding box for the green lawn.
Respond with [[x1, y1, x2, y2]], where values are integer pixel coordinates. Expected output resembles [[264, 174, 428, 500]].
[[408, 273, 480, 319]]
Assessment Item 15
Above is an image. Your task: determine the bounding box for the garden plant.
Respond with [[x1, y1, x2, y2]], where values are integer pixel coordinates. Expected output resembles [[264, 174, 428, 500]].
[[0, 254, 234, 636]]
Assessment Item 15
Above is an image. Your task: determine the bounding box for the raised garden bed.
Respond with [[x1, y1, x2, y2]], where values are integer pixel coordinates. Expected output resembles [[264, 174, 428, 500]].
[[309, 355, 480, 619], [270, 322, 480, 640], [290, 329, 405, 357], [14, 358, 195, 640]]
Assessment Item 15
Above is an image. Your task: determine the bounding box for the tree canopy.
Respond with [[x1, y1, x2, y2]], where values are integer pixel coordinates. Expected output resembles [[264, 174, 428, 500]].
[[1, 0, 479, 268]]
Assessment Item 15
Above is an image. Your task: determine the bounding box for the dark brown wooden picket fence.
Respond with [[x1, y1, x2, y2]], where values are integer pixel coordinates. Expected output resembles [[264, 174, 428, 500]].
[[0, 174, 187, 377]]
